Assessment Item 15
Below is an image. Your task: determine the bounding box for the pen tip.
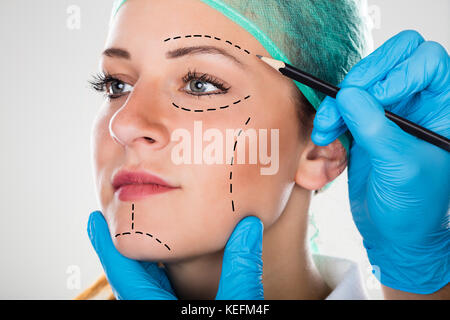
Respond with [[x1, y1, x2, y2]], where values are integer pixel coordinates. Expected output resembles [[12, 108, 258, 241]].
[[256, 54, 263, 59]]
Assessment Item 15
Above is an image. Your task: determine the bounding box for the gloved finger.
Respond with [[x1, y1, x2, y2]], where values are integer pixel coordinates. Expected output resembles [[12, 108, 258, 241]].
[[311, 126, 348, 147], [335, 87, 416, 161], [312, 96, 347, 146], [87, 211, 177, 300], [341, 30, 424, 88], [140, 261, 176, 295], [215, 216, 264, 300], [369, 41, 449, 106], [403, 91, 450, 137], [312, 31, 425, 143]]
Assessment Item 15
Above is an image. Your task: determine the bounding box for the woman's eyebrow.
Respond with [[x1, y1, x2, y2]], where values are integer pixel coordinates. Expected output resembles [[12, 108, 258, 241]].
[[102, 46, 246, 68], [166, 46, 246, 68], [102, 47, 131, 59]]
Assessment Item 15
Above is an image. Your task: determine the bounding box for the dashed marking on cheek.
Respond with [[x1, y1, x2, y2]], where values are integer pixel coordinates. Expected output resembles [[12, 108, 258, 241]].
[[229, 117, 251, 213], [171, 96, 251, 113], [166, 35, 255, 219], [165, 34, 253, 113], [115, 203, 171, 251]]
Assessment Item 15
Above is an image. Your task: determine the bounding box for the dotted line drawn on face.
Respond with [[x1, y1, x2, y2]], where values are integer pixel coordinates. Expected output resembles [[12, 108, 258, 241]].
[[164, 34, 252, 112], [114, 203, 171, 251], [172, 95, 251, 112], [230, 117, 251, 213], [163, 34, 252, 55]]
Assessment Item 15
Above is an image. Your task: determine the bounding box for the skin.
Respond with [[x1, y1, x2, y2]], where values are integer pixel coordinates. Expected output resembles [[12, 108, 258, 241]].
[[92, 0, 349, 299]]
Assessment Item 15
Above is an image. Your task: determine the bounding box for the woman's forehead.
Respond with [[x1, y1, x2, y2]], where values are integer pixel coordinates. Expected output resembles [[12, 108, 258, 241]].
[[111, 0, 235, 37], [107, 0, 262, 56]]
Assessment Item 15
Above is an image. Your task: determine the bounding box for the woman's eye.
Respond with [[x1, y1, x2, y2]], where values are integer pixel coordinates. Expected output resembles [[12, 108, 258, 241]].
[[108, 80, 133, 96], [185, 80, 220, 94]]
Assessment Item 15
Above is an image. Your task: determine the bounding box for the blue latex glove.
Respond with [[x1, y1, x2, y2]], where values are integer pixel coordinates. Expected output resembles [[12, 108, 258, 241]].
[[312, 30, 450, 294], [87, 211, 264, 300]]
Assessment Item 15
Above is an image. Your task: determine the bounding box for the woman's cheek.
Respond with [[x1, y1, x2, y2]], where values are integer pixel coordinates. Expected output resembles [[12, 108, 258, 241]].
[[92, 107, 129, 252], [230, 162, 294, 229], [92, 104, 125, 204], [105, 164, 242, 262], [90, 92, 300, 261]]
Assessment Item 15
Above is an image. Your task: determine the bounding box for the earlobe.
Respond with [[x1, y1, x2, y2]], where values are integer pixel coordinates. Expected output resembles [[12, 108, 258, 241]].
[[294, 138, 347, 190]]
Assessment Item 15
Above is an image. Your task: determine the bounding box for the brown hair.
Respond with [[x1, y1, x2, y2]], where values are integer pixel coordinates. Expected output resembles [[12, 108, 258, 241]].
[[291, 86, 316, 139]]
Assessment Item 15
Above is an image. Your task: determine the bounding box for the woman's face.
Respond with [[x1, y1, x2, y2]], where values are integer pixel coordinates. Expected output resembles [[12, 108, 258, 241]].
[[92, 0, 306, 262]]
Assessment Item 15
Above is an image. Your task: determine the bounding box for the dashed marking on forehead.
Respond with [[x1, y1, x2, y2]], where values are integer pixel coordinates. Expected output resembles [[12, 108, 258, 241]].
[[163, 34, 251, 55]]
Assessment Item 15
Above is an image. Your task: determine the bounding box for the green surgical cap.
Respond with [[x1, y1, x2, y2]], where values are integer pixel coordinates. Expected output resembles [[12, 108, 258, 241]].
[[111, 0, 373, 152]]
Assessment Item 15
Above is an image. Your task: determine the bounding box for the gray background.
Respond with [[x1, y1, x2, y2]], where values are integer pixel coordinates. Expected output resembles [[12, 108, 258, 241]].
[[0, 0, 448, 299]]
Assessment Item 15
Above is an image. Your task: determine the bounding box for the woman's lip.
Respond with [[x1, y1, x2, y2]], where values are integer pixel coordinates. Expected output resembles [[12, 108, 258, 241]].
[[112, 170, 176, 190], [112, 170, 179, 201], [115, 184, 177, 201]]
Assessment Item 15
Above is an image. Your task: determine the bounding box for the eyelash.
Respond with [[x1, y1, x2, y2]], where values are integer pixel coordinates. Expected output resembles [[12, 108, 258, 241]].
[[89, 73, 123, 100], [89, 70, 231, 100], [182, 70, 231, 97]]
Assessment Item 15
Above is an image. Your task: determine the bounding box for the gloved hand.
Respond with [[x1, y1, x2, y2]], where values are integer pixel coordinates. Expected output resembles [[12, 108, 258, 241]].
[[311, 30, 450, 294], [87, 211, 264, 300]]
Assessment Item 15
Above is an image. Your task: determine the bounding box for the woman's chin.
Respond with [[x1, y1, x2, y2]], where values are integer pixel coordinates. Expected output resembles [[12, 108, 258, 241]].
[[113, 234, 174, 261]]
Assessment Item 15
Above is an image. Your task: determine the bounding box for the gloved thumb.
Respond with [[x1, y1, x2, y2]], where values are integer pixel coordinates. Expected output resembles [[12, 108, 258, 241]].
[[215, 216, 264, 300], [87, 210, 126, 269], [87, 211, 176, 300]]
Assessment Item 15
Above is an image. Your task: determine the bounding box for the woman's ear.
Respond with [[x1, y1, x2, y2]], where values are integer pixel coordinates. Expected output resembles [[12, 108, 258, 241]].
[[294, 138, 347, 190]]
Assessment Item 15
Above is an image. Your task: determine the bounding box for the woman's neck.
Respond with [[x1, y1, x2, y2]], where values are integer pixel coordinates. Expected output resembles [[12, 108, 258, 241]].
[[164, 185, 331, 300]]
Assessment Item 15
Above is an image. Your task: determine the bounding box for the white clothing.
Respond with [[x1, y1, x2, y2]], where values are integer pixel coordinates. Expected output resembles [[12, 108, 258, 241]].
[[312, 253, 368, 299]]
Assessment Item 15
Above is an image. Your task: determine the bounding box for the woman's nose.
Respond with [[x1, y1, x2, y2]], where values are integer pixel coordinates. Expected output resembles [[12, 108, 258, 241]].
[[109, 91, 170, 151]]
